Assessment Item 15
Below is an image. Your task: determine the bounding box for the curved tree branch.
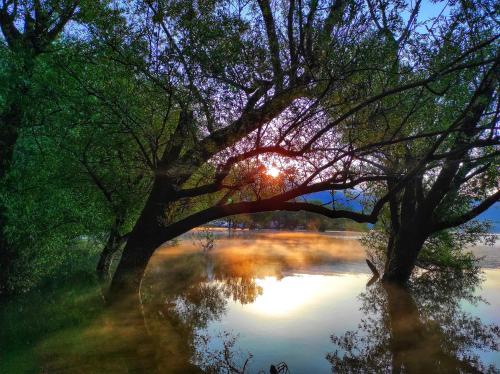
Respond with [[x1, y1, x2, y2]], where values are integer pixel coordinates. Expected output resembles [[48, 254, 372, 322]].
[[431, 190, 500, 232]]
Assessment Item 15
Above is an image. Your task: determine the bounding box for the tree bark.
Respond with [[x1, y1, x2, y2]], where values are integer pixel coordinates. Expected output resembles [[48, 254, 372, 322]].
[[382, 229, 426, 284], [382, 177, 427, 284], [107, 175, 180, 303]]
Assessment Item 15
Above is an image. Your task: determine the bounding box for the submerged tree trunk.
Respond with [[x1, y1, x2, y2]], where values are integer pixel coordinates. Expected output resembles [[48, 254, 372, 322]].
[[96, 235, 119, 282], [382, 229, 426, 284]]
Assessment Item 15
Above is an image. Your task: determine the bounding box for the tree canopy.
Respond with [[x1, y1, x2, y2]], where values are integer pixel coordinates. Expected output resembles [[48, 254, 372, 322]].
[[0, 0, 498, 294]]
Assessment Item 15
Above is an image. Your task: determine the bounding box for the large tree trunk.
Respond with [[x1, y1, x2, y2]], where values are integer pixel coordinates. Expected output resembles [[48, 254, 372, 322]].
[[107, 176, 180, 303], [382, 229, 426, 284], [382, 176, 427, 284]]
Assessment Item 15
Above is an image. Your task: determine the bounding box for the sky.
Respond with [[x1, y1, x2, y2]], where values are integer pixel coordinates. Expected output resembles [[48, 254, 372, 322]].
[[306, 191, 500, 233]]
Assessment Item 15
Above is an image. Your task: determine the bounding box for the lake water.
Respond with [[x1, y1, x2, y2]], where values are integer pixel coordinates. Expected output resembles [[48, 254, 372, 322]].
[[1, 231, 499, 373]]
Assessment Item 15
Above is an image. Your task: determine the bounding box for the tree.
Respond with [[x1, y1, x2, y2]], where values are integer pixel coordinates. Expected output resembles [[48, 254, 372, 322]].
[[0, 2, 176, 290], [353, 0, 500, 283], [360, 59, 500, 284], [2, 0, 496, 297], [103, 0, 499, 300], [104, 0, 394, 298], [0, 41, 154, 290], [46, 38, 172, 282], [0, 0, 112, 292]]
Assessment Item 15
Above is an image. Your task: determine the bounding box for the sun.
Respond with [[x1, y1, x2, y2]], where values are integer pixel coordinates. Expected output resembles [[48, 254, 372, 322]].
[[266, 166, 280, 178]]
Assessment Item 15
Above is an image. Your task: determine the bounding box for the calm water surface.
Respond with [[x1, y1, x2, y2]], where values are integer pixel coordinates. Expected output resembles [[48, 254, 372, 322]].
[[1, 232, 499, 373]]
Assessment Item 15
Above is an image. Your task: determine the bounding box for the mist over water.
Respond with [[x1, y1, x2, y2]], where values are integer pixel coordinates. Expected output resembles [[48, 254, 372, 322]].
[[1, 232, 499, 373]]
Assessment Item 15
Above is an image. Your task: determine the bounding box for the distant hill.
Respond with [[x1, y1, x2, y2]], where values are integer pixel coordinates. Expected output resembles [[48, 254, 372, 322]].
[[303, 191, 500, 233]]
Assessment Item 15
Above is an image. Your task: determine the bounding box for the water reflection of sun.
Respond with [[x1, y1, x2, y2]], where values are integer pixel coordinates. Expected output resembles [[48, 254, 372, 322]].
[[247, 275, 332, 317]]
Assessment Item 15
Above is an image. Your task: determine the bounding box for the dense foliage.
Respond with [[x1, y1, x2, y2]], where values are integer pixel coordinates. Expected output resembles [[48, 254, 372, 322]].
[[0, 0, 498, 293]]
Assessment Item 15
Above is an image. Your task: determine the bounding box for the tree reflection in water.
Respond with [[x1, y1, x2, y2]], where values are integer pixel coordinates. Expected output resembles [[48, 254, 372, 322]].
[[139, 248, 263, 372], [139, 233, 367, 371], [328, 271, 500, 373], [31, 233, 364, 373], [22, 235, 499, 373]]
